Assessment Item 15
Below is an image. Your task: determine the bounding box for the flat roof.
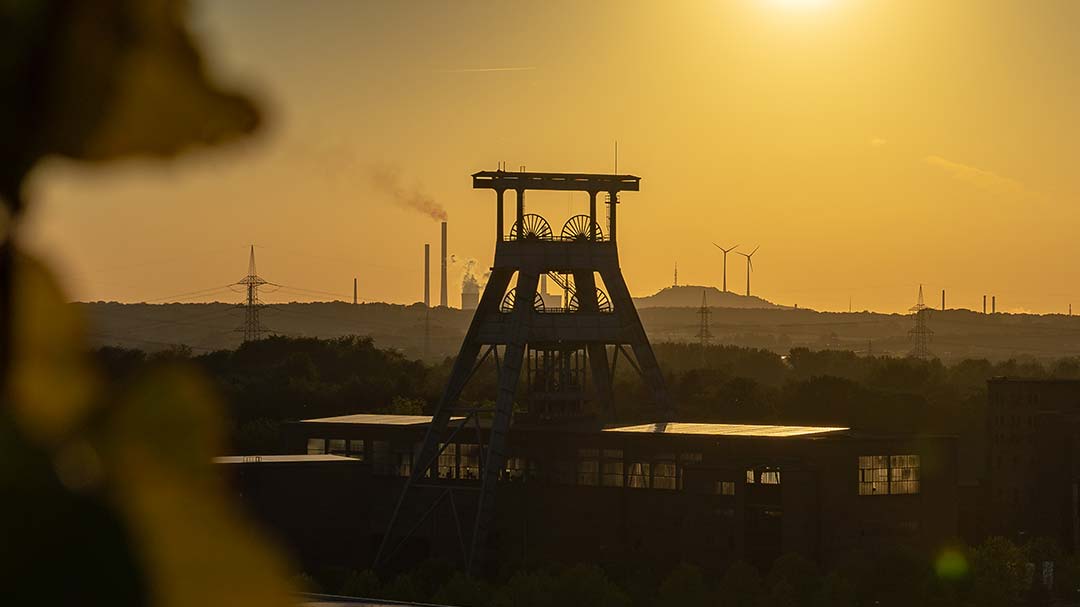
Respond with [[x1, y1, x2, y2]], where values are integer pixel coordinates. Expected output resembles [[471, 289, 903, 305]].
[[603, 422, 850, 438], [472, 171, 640, 193], [214, 455, 356, 464], [300, 414, 456, 425]]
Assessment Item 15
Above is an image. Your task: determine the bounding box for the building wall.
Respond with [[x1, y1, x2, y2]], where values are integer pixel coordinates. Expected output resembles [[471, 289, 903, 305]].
[[986, 379, 1080, 550], [269, 421, 958, 573]]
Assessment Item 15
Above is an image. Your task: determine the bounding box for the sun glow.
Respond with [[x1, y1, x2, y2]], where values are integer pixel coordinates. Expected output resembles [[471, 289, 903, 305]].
[[767, 0, 831, 9]]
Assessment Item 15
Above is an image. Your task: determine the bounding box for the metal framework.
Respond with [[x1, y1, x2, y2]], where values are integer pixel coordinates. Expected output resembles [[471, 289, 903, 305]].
[[375, 170, 670, 574], [908, 284, 934, 358], [236, 245, 270, 342]]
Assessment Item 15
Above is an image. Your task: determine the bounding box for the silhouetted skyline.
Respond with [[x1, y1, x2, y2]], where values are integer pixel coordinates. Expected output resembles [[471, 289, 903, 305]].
[[24, 0, 1080, 313]]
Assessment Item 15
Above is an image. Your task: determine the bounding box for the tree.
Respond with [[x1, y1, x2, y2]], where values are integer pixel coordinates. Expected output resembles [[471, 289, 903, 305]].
[[656, 563, 709, 607], [971, 537, 1027, 607], [553, 564, 629, 607], [720, 561, 764, 607]]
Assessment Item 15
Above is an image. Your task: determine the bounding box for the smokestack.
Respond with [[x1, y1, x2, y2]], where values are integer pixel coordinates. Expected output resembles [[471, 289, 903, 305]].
[[424, 244, 431, 307], [354, 278, 358, 305], [983, 295, 987, 314], [941, 289, 945, 311], [440, 221, 448, 308], [992, 295, 996, 314]]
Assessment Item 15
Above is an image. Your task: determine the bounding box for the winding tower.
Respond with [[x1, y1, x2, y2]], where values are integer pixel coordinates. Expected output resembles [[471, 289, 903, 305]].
[[376, 170, 670, 573]]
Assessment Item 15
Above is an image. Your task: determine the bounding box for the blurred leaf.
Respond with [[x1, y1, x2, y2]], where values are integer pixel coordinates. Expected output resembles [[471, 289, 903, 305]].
[[1, 0, 259, 208], [103, 367, 296, 607], [7, 252, 98, 445]]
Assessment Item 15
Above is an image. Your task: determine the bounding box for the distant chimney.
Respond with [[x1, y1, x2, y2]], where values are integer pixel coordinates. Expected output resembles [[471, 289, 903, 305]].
[[992, 295, 996, 314], [424, 244, 431, 307], [941, 289, 945, 311], [983, 295, 987, 314], [440, 221, 448, 308], [354, 278, 358, 305]]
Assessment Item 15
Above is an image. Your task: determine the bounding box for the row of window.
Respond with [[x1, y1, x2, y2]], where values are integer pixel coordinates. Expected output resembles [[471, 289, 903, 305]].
[[858, 455, 920, 495], [308, 439, 920, 496]]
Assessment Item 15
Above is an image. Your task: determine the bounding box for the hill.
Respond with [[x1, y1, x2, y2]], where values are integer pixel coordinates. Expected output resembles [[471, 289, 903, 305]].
[[77, 300, 1080, 363], [633, 285, 786, 309]]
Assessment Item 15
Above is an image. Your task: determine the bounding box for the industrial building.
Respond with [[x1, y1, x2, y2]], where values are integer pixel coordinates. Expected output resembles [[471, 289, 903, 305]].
[[217, 170, 960, 578], [984, 378, 1080, 551], [216, 413, 958, 575]]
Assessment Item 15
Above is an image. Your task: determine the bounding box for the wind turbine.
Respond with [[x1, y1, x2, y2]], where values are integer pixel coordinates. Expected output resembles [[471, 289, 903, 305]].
[[712, 243, 739, 293], [736, 245, 759, 297]]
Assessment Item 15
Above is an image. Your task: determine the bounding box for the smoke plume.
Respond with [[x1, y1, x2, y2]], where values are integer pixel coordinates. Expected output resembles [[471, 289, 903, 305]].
[[369, 166, 448, 221], [460, 258, 481, 293]]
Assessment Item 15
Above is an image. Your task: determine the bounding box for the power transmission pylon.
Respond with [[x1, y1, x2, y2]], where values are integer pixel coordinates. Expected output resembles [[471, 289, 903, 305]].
[[908, 284, 933, 358], [696, 288, 712, 364], [236, 245, 270, 342]]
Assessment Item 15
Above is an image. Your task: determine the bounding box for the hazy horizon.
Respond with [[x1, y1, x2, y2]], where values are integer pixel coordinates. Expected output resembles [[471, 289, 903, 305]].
[[22, 0, 1080, 314]]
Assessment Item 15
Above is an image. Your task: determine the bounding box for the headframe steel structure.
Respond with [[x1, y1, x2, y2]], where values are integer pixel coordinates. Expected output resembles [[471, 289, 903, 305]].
[[375, 170, 671, 574]]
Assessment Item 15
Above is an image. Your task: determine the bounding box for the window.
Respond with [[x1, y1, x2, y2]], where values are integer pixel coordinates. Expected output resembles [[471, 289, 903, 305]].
[[746, 469, 756, 484], [714, 481, 736, 496], [372, 440, 392, 475], [460, 444, 481, 479], [858, 456, 889, 495], [628, 462, 651, 489], [890, 455, 920, 494], [761, 469, 781, 485], [438, 443, 457, 479], [679, 453, 702, 490], [602, 449, 624, 487], [348, 439, 365, 460], [394, 446, 412, 477], [654, 462, 678, 490], [328, 439, 347, 455], [859, 454, 920, 495], [504, 457, 527, 481], [306, 438, 326, 455], [577, 449, 599, 486]]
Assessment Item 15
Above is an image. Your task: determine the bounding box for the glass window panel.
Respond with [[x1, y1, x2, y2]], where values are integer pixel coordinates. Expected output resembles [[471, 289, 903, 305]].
[[746, 469, 756, 484], [460, 444, 481, 480], [602, 461, 624, 487], [438, 443, 457, 479], [372, 440, 392, 475], [348, 439, 365, 460], [654, 462, 678, 490], [761, 469, 781, 485], [578, 459, 599, 486], [306, 438, 326, 455], [628, 462, 651, 489], [328, 439, 347, 455]]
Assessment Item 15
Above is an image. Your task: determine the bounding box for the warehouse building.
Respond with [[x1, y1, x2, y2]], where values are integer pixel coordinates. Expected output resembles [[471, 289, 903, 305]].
[[220, 413, 958, 573]]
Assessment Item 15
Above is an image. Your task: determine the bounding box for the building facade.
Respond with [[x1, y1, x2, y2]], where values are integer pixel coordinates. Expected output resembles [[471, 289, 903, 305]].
[[215, 414, 962, 573]]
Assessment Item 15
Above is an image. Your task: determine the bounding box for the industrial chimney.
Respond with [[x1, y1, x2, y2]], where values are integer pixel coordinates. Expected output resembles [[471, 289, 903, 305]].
[[440, 221, 448, 308], [354, 278, 358, 305], [424, 244, 431, 307]]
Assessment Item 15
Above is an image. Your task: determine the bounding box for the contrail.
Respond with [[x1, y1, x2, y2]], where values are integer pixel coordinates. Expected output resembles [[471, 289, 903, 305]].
[[437, 66, 537, 73]]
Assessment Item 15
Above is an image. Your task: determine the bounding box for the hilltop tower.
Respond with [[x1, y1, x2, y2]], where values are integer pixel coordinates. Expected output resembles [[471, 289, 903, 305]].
[[696, 288, 712, 360], [376, 171, 670, 573], [908, 284, 933, 358]]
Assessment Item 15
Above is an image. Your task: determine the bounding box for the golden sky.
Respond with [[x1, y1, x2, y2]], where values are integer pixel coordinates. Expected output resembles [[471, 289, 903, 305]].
[[23, 0, 1080, 313]]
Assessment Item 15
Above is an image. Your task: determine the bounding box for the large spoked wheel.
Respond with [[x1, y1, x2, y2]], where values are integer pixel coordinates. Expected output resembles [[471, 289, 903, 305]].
[[500, 288, 546, 313], [561, 215, 603, 241], [509, 214, 553, 241], [567, 288, 613, 313]]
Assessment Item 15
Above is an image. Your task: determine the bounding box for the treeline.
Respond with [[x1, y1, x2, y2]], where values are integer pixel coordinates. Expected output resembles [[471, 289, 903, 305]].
[[91, 337, 1080, 454], [301, 536, 1078, 607]]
